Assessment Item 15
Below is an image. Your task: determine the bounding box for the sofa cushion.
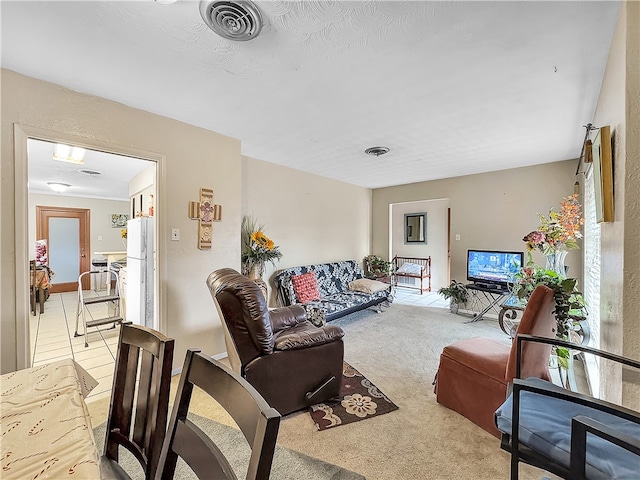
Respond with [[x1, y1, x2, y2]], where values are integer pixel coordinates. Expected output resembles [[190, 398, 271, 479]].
[[275, 260, 365, 305], [441, 337, 511, 382], [291, 272, 320, 303], [348, 278, 390, 294], [303, 290, 391, 326]]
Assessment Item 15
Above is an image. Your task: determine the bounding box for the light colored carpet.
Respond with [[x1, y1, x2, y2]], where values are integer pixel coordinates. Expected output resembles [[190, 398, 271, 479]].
[[87, 303, 555, 480], [94, 414, 365, 480]]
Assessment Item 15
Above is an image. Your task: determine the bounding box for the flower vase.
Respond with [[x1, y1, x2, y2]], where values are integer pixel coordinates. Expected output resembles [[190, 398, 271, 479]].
[[545, 251, 568, 278], [248, 264, 268, 300], [247, 264, 261, 281]]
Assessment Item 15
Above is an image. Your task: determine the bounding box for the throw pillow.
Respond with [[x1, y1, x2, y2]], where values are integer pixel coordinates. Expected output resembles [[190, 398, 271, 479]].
[[348, 278, 389, 294], [291, 272, 320, 303], [396, 262, 423, 275]]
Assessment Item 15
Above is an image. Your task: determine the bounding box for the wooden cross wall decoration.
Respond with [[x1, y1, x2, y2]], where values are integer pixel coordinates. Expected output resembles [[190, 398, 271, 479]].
[[189, 188, 222, 249]]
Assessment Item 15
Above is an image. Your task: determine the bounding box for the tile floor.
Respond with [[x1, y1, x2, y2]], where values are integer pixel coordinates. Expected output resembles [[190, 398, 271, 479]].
[[29, 285, 451, 404], [392, 286, 450, 308], [30, 290, 122, 402]]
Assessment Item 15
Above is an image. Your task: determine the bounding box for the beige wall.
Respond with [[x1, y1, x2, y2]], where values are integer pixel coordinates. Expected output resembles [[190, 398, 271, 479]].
[[241, 155, 372, 305], [1, 69, 241, 373], [590, 2, 640, 407], [391, 199, 450, 290], [28, 194, 129, 260], [373, 160, 580, 286]]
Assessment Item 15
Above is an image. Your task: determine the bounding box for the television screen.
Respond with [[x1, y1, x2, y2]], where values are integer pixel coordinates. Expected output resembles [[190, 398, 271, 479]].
[[467, 250, 523, 288]]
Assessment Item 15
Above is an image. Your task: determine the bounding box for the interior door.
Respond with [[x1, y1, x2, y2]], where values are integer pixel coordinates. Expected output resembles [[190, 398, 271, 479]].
[[36, 206, 90, 292]]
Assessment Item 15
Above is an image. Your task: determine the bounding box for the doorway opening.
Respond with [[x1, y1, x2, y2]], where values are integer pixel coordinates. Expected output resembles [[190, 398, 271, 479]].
[[14, 124, 164, 370], [389, 198, 450, 291]]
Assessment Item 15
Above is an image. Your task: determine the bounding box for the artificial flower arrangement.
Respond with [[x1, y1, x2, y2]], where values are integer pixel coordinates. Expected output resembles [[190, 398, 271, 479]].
[[522, 193, 584, 256], [512, 194, 587, 342], [241, 216, 283, 277]]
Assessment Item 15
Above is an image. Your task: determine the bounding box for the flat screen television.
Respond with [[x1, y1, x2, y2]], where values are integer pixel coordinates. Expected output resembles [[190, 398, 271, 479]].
[[466, 249, 523, 289]]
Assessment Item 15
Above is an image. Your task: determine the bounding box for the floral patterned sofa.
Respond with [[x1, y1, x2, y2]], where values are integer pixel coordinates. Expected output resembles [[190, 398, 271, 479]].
[[274, 260, 393, 326]]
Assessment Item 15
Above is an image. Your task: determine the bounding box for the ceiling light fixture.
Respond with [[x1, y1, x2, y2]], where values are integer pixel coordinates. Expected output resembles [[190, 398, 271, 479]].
[[365, 146, 390, 157], [53, 144, 86, 165], [199, 0, 263, 42], [47, 182, 71, 193]]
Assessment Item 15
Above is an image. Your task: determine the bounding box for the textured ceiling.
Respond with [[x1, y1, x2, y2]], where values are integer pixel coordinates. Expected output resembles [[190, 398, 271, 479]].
[[2, 1, 621, 189]]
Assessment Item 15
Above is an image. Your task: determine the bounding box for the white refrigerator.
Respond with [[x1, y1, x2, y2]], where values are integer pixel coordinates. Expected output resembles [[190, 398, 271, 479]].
[[126, 217, 154, 327]]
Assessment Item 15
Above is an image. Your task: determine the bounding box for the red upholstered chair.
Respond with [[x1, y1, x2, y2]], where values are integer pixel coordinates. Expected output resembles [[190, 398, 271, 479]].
[[434, 285, 557, 437]]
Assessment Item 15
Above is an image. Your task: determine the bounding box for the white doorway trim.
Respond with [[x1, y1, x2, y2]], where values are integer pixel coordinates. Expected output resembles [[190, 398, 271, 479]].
[[14, 124, 166, 369]]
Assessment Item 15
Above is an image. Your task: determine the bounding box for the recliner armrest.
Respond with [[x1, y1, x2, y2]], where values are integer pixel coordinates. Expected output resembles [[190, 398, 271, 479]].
[[274, 323, 344, 351], [270, 305, 307, 332]]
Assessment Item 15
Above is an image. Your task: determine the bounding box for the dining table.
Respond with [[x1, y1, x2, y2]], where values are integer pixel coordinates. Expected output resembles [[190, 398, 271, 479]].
[[0, 358, 101, 479]]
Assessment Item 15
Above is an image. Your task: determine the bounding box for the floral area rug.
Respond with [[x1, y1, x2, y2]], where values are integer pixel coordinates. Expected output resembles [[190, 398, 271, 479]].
[[309, 362, 398, 431]]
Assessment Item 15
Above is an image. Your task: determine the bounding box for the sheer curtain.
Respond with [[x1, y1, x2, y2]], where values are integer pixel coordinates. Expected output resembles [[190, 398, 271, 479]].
[[583, 167, 601, 393]]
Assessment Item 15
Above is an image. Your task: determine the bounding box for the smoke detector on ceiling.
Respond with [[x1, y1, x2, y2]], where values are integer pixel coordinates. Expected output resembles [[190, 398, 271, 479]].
[[199, 0, 263, 42]]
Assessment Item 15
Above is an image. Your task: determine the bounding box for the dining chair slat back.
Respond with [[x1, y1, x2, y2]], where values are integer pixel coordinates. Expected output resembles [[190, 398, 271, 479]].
[[155, 349, 281, 480], [103, 323, 174, 480]]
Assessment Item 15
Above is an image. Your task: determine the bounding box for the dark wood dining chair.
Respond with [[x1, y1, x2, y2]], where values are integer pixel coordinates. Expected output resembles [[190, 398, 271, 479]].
[[154, 349, 281, 480], [101, 323, 174, 480]]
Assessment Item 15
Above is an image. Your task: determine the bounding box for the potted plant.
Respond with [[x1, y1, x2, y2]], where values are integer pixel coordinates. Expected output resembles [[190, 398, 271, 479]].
[[511, 266, 589, 388], [363, 255, 393, 279], [511, 266, 587, 341], [438, 280, 469, 314]]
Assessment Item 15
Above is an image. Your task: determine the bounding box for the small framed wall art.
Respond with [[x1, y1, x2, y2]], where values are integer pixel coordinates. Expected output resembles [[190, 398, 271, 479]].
[[111, 213, 129, 228]]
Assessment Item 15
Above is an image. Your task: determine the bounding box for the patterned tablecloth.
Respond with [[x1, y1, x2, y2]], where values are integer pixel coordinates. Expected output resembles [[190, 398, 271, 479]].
[[1, 359, 101, 479]]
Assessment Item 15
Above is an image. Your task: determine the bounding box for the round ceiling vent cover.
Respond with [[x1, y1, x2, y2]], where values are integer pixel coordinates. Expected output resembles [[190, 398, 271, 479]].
[[365, 146, 390, 157], [199, 0, 263, 42]]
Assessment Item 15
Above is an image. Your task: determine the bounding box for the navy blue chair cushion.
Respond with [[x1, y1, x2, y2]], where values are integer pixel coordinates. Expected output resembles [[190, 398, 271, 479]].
[[495, 377, 640, 479]]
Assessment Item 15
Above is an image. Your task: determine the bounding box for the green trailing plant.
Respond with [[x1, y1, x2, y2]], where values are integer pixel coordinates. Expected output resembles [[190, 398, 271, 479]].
[[438, 280, 469, 305], [511, 265, 587, 341], [363, 255, 393, 278]]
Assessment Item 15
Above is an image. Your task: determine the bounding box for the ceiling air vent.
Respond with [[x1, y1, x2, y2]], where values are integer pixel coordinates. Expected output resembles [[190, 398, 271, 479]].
[[78, 169, 102, 176], [199, 0, 263, 42], [365, 147, 390, 157]]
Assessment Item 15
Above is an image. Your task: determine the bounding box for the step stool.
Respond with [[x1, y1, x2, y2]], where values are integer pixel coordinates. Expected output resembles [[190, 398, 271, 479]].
[[75, 270, 124, 347]]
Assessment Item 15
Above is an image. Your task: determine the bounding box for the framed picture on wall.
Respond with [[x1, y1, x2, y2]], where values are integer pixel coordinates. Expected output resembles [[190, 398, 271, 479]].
[[592, 125, 614, 223], [111, 213, 129, 228]]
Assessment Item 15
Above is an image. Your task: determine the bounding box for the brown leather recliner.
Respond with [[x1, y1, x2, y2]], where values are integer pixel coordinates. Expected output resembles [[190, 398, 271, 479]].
[[434, 285, 557, 437], [206, 268, 345, 416]]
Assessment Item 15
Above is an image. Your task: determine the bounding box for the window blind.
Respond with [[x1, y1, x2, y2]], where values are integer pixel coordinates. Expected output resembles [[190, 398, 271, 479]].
[[583, 167, 601, 394]]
